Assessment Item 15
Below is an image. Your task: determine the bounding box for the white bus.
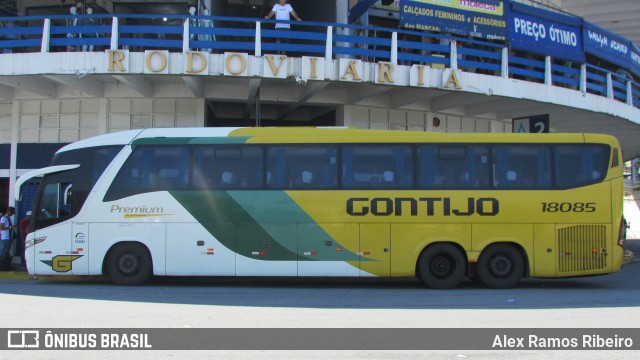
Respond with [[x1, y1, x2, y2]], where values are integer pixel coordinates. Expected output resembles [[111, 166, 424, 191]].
[[16, 127, 626, 288]]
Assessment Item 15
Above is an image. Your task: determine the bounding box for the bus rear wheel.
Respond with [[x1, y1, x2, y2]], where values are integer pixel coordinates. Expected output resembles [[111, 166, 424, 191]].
[[417, 243, 465, 289], [107, 243, 152, 285], [477, 244, 524, 289]]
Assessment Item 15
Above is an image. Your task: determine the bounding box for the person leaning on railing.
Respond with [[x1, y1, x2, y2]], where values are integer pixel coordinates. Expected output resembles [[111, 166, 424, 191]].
[[77, 7, 97, 52], [264, 0, 301, 54], [264, 0, 302, 26]]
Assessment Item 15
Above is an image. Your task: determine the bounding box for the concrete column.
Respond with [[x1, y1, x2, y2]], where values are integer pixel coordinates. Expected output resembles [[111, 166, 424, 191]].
[[9, 101, 20, 207], [325, 26, 333, 80], [255, 21, 262, 57], [391, 32, 398, 65], [450, 41, 458, 70], [196, 98, 205, 126], [183, 19, 190, 52], [110, 17, 119, 50], [336, 105, 348, 127], [98, 98, 108, 134], [580, 64, 587, 93], [544, 56, 552, 85], [501, 47, 508, 78], [41, 19, 51, 53]]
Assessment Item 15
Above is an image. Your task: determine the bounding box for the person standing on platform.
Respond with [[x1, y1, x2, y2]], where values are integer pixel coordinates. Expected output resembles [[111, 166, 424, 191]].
[[0, 206, 15, 258], [78, 7, 97, 52], [66, 6, 79, 52], [264, 0, 301, 54], [200, 9, 215, 53]]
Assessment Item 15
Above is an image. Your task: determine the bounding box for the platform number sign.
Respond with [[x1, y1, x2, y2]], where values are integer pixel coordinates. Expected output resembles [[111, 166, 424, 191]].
[[513, 115, 550, 133]]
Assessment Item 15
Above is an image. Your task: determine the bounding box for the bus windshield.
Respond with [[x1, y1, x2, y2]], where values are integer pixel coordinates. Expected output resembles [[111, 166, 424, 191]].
[[32, 146, 123, 230]]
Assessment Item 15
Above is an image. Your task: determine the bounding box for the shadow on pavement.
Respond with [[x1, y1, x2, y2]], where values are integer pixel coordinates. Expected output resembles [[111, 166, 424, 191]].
[[1, 246, 639, 310]]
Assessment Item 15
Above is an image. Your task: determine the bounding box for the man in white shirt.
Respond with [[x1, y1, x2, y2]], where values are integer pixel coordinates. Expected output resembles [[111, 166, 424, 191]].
[[264, 0, 302, 54], [0, 206, 15, 257], [265, 0, 302, 29]]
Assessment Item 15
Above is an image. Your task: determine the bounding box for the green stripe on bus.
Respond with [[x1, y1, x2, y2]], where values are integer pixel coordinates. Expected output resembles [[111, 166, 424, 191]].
[[169, 190, 297, 261], [169, 190, 359, 262], [228, 191, 360, 262]]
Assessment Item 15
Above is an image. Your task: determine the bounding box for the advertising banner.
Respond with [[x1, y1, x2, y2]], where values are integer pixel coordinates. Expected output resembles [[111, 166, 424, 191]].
[[400, 0, 507, 41], [508, 2, 583, 63], [583, 22, 632, 71], [631, 43, 640, 78]]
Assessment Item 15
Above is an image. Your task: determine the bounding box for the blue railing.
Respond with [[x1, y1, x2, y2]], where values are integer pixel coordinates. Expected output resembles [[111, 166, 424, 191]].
[[509, 53, 546, 82], [0, 13, 638, 110]]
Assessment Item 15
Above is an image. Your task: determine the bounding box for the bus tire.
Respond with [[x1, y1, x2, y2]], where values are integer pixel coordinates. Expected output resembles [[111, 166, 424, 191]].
[[477, 244, 524, 289], [107, 243, 152, 286], [417, 243, 465, 289]]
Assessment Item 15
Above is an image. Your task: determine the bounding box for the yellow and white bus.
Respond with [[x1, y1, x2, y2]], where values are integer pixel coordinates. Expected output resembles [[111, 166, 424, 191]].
[[15, 127, 627, 288]]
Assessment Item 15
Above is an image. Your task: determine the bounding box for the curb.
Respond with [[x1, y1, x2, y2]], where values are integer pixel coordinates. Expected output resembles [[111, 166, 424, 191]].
[[0, 271, 31, 280], [0, 271, 96, 282]]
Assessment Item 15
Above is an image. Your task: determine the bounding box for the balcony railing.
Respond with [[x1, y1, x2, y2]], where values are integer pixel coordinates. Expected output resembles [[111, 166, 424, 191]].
[[0, 13, 638, 110]]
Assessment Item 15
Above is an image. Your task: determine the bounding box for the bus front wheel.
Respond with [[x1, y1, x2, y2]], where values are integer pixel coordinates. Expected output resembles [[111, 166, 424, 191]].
[[107, 243, 152, 285], [477, 244, 524, 289], [417, 243, 465, 289]]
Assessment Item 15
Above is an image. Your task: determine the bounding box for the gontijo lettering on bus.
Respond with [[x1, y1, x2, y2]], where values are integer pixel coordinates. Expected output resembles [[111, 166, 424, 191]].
[[347, 197, 499, 216]]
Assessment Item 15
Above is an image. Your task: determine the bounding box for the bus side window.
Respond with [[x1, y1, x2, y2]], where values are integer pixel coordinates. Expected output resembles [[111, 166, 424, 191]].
[[493, 145, 551, 189], [104, 146, 189, 201], [555, 145, 609, 188], [417, 146, 437, 188], [343, 145, 413, 189], [267, 146, 337, 189], [418, 145, 488, 189], [192, 146, 216, 190]]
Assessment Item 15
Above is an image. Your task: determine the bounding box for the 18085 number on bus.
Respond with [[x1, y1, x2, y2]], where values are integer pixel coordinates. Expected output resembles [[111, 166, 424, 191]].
[[541, 202, 596, 213]]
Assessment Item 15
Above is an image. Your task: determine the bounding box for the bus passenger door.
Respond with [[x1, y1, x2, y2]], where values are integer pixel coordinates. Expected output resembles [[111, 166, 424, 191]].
[[359, 223, 391, 277], [32, 180, 74, 275]]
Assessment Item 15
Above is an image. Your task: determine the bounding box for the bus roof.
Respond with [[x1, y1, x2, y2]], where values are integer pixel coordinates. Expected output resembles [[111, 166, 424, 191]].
[[56, 127, 619, 154]]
